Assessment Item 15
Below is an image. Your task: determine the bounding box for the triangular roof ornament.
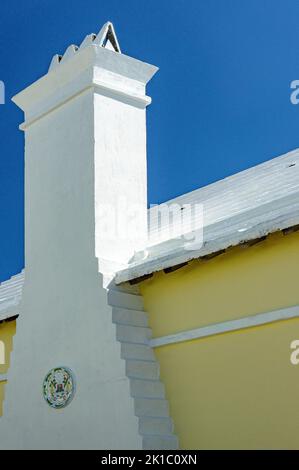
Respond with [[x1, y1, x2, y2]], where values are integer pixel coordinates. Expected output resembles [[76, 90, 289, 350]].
[[94, 22, 121, 53]]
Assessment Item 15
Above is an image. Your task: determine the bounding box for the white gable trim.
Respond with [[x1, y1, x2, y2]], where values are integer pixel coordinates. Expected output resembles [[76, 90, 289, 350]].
[[150, 304, 299, 348]]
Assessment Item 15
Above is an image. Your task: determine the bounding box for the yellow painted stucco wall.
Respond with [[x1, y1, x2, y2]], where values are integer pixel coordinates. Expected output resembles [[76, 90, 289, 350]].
[[0, 320, 16, 416], [140, 231, 299, 449]]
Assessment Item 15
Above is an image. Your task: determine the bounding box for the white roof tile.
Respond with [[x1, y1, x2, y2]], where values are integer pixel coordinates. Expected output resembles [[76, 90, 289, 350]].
[[116, 148, 299, 284], [0, 270, 24, 322]]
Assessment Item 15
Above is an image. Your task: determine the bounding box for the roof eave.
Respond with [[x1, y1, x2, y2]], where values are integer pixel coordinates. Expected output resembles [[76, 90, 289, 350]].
[[115, 198, 299, 284]]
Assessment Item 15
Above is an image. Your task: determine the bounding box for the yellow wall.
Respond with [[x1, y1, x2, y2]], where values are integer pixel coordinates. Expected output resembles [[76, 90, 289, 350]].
[[140, 231, 299, 449], [0, 320, 16, 416]]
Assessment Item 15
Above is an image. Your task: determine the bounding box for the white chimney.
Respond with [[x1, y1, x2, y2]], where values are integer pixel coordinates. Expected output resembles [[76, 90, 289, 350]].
[[13, 22, 158, 278], [0, 23, 170, 451]]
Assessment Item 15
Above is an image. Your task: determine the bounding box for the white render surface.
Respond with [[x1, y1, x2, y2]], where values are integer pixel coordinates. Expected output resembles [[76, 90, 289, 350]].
[[0, 24, 174, 450]]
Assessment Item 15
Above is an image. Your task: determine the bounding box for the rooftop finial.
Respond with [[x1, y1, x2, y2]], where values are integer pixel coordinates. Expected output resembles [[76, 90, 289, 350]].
[[94, 22, 121, 53], [48, 21, 121, 72]]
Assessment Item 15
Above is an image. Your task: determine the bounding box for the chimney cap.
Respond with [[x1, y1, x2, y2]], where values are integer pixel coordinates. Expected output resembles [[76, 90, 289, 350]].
[[95, 22, 121, 53], [49, 21, 121, 72], [12, 22, 158, 120]]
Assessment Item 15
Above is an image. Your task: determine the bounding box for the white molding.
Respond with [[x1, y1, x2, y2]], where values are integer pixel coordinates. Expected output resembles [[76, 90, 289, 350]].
[[14, 45, 158, 126], [0, 374, 8, 383], [94, 80, 151, 108], [150, 305, 299, 348], [20, 80, 151, 130]]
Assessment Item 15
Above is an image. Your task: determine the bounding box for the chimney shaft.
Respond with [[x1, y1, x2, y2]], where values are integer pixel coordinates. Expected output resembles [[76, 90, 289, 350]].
[[13, 25, 158, 278], [0, 24, 163, 451]]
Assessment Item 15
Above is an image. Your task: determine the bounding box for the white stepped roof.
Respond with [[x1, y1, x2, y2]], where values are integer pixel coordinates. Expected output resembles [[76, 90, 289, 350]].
[[116, 148, 299, 284], [0, 270, 24, 322], [48, 21, 121, 72]]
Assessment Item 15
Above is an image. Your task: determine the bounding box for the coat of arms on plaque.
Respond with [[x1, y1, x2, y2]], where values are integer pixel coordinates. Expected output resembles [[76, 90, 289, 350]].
[[43, 367, 75, 409]]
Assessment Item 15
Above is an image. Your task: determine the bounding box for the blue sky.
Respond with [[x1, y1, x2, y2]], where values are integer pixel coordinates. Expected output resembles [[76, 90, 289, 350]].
[[1, 0, 299, 281]]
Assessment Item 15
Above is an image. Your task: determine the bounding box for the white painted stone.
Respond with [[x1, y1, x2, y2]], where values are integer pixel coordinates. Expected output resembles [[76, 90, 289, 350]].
[[95, 22, 121, 52], [143, 435, 179, 450], [109, 293, 178, 446], [60, 44, 79, 63], [48, 54, 62, 72], [121, 343, 155, 361], [0, 23, 158, 450], [130, 378, 165, 398], [112, 307, 148, 327], [126, 360, 159, 380], [79, 33, 96, 50], [139, 416, 174, 436], [0, 22, 178, 451], [108, 290, 144, 310], [116, 324, 152, 344], [134, 398, 170, 418], [104, 39, 115, 51]]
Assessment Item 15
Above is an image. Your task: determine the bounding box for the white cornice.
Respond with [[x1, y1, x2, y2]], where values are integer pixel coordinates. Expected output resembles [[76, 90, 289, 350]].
[[13, 45, 158, 127], [19, 74, 152, 131]]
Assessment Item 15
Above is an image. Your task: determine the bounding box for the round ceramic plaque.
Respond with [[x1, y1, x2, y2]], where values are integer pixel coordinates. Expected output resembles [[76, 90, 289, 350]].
[[43, 367, 75, 409]]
